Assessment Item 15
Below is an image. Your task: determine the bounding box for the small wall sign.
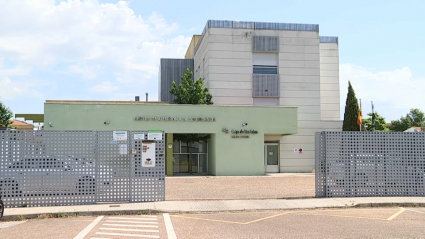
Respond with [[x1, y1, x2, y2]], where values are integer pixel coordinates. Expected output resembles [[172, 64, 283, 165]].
[[294, 148, 303, 154], [113, 131, 127, 141], [134, 132, 145, 140], [142, 142, 156, 167], [148, 130, 163, 140]]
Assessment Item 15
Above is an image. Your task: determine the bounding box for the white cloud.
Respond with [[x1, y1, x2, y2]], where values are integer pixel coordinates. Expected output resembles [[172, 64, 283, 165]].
[[68, 64, 101, 79], [340, 64, 425, 120], [0, 0, 191, 85], [90, 81, 118, 93], [0, 65, 33, 76], [0, 76, 43, 100]]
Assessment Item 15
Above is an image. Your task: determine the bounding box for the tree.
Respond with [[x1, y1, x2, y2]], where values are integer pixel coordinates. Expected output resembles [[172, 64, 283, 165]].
[[389, 108, 425, 132], [0, 101, 13, 128], [342, 81, 360, 131], [169, 68, 213, 105], [362, 112, 389, 132], [170, 69, 212, 174]]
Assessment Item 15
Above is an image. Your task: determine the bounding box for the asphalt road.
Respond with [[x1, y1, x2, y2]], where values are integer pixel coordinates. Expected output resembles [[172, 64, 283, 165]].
[[170, 207, 425, 239], [1, 207, 425, 239]]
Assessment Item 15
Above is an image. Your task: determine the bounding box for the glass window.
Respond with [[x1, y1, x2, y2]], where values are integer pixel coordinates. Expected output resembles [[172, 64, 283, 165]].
[[173, 154, 198, 173], [199, 154, 207, 173], [198, 141, 207, 153], [173, 140, 180, 153], [181, 142, 188, 153], [181, 142, 200, 153], [253, 66, 278, 74]]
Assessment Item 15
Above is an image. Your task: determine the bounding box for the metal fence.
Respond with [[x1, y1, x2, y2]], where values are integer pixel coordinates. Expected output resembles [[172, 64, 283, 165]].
[[316, 131, 425, 197], [0, 130, 165, 207]]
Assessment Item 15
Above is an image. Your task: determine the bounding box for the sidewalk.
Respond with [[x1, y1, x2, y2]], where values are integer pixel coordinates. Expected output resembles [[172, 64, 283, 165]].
[[166, 174, 315, 200], [3, 197, 425, 221]]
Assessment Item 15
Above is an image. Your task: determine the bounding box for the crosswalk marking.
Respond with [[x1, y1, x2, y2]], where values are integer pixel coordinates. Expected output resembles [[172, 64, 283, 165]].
[[108, 217, 158, 221], [103, 223, 158, 228], [99, 227, 159, 233], [96, 232, 160, 238], [74, 216, 104, 239], [85, 215, 164, 239], [0, 221, 27, 229], [105, 220, 158, 224], [163, 213, 177, 239]]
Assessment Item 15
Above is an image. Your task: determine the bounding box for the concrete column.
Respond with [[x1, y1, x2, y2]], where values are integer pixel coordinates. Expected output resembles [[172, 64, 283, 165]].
[[166, 133, 173, 176]]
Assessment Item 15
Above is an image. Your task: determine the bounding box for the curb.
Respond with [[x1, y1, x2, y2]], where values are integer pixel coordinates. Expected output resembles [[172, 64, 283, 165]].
[[355, 202, 425, 208], [1, 209, 163, 221], [2, 202, 425, 222]]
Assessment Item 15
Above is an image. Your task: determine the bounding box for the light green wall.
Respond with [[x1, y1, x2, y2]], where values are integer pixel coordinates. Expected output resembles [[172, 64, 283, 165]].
[[44, 102, 297, 176]]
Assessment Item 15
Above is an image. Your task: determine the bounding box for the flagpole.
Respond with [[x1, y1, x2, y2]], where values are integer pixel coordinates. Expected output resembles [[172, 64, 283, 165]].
[[371, 101, 374, 132], [359, 99, 362, 131]]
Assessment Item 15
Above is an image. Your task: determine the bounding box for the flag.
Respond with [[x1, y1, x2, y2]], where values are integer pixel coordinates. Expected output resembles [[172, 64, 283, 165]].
[[371, 102, 376, 129], [357, 100, 362, 126]]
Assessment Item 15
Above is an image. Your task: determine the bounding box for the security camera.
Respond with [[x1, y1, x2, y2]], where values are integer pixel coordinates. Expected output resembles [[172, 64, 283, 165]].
[[242, 123, 248, 126], [104, 121, 110, 125]]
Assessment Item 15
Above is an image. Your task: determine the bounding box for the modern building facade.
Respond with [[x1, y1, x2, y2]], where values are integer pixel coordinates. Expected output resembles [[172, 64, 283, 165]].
[[160, 20, 342, 173], [158, 59, 194, 103], [43, 101, 298, 176]]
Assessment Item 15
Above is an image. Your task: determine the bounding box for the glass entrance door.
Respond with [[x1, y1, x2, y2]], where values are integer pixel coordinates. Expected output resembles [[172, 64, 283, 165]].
[[264, 144, 279, 173], [172, 140, 208, 174]]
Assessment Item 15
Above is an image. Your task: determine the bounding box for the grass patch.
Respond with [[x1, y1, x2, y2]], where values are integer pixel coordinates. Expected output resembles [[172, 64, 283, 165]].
[[138, 209, 159, 215]]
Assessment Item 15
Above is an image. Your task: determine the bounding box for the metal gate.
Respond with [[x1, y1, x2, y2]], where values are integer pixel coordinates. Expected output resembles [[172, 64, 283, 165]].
[[316, 131, 425, 198], [0, 130, 165, 207]]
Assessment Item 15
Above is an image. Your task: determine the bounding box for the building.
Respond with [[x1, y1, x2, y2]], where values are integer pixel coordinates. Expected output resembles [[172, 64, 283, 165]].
[[18, 19, 342, 176], [404, 127, 423, 132], [42, 101, 298, 176], [159, 20, 342, 173], [10, 119, 34, 130]]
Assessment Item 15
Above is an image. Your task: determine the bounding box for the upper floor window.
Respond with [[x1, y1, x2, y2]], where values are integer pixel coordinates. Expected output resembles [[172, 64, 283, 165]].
[[253, 53, 278, 75], [253, 66, 277, 74]]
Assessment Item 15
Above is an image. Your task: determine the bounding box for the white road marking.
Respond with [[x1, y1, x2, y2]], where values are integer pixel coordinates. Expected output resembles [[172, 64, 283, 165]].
[[100, 227, 159, 233], [0, 221, 27, 229], [74, 216, 104, 239], [163, 213, 177, 239], [96, 232, 160, 238], [121, 215, 157, 218], [103, 223, 158, 228], [105, 220, 158, 224], [405, 208, 425, 215], [108, 217, 157, 221]]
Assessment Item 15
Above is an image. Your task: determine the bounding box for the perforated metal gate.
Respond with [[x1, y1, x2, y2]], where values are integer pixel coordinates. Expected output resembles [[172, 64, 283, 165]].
[[0, 130, 165, 207], [316, 131, 425, 197]]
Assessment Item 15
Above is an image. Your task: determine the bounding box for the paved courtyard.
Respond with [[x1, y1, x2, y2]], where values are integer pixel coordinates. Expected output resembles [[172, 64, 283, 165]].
[[165, 173, 315, 201]]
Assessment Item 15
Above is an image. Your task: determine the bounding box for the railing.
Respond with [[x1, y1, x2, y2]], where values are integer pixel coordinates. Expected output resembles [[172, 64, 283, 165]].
[[319, 36, 338, 43], [194, 20, 320, 56]]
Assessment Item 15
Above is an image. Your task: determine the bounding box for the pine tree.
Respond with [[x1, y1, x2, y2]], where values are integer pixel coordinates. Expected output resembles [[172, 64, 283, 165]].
[[342, 81, 360, 131]]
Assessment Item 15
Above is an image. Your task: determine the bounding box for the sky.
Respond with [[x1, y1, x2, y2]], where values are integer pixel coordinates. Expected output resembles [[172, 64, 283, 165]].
[[1, 0, 424, 122]]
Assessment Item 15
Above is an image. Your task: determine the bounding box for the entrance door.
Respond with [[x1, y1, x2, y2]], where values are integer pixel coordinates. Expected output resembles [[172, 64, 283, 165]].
[[264, 144, 279, 173]]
